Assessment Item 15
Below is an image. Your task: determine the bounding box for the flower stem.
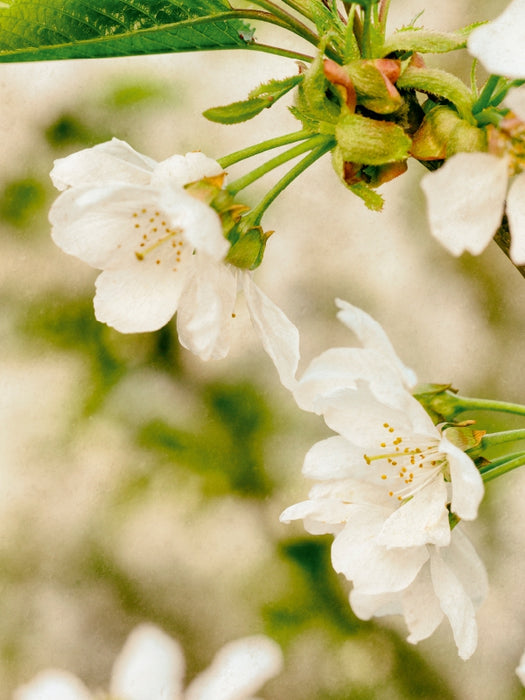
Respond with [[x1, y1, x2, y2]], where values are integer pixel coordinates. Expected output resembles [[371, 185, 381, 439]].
[[480, 451, 525, 483], [472, 74, 501, 113], [226, 135, 331, 196], [248, 137, 336, 224], [236, 2, 320, 49], [245, 41, 314, 62], [218, 130, 312, 169], [475, 429, 525, 452], [446, 393, 525, 419]]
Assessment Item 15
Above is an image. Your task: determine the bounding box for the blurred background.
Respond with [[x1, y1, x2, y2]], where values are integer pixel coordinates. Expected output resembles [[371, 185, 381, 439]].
[[0, 0, 524, 697]]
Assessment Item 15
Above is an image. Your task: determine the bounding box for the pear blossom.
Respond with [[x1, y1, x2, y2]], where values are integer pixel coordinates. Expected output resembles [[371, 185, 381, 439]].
[[14, 623, 283, 700], [49, 138, 299, 388], [467, 0, 525, 80]]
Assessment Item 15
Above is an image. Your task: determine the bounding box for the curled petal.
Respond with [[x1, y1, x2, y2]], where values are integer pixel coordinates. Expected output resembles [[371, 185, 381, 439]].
[[160, 187, 227, 260], [421, 152, 508, 256], [335, 298, 417, 389], [402, 563, 444, 644], [243, 273, 300, 390], [51, 137, 156, 191], [302, 435, 372, 481], [13, 670, 91, 700], [506, 172, 525, 264], [151, 152, 224, 190], [110, 623, 185, 700], [185, 635, 283, 700], [429, 547, 479, 660], [177, 256, 237, 360], [467, 0, 525, 80], [442, 437, 484, 521]]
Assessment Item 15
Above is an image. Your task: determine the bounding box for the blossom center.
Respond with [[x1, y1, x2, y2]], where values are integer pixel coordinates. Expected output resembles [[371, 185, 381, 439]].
[[363, 422, 446, 502], [130, 206, 185, 271]]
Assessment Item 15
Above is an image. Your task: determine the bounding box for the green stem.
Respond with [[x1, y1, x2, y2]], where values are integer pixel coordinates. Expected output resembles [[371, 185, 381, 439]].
[[248, 137, 335, 224], [218, 129, 312, 169], [361, 5, 372, 58], [447, 393, 525, 419], [226, 135, 330, 196], [476, 429, 525, 451], [235, 3, 320, 48], [472, 74, 501, 113], [480, 451, 525, 483], [245, 41, 314, 62]]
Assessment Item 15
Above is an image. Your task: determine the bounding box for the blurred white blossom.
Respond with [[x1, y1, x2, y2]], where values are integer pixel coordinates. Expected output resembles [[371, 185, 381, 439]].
[[467, 0, 525, 79], [14, 624, 283, 700], [420, 152, 525, 265], [516, 648, 525, 685], [49, 139, 299, 387]]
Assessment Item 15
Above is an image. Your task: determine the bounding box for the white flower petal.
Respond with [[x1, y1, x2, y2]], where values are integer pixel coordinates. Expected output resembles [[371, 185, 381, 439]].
[[94, 262, 189, 333], [184, 636, 283, 700], [294, 347, 408, 414], [243, 273, 300, 390], [421, 152, 508, 256], [331, 505, 429, 594], [321, 388, 422, 448], [349, 588, 403, 620], [51, 137, 157, 191], [441, 437, 484, 520], [507, 172, 525, 264], [504, 85, 525, 122], [160, 187, 228, 260], [177, 256, 237, 360], [467, 0, 525, 80], [335, 299, 417, 389], [378, 477, 451, 548], [401, 563, 444, 644], [50, 183, 169, 268], [429, 547, 478, 660], [279, 498, 352, 535], [13, 669, 91, 700], [442, 525, 488, 607], [151, 152, 224, 190], [302, 435, 371, 480], [110, 624, 185, 700]]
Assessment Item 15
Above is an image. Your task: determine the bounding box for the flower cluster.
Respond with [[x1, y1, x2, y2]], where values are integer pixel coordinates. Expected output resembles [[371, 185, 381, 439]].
[[281, 300, 487, 659], [14, 624, 283, 700]]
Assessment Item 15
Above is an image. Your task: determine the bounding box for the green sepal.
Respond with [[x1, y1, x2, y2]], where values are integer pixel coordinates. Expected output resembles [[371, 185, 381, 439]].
[[331, 148, 384, 211], [335, 112, 411, 164], [397, 66, 475, 123], [225, 225, 270, 270], [411, 104, 486, 160], [413, 383, 460, 423], [443, 424, 486, 452], [292, 50, 341, 133], [203, 74, 303, 124], [343, 60, 402, 114], [381, 24, 482, 57]]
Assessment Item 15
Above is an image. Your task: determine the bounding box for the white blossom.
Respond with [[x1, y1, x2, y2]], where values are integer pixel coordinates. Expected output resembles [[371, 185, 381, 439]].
[[467, 0, 525, 80], [420, 152, 525, 265], [49, 139, 299, 387], [281, 302, 485, 657], [14, 624, 283, 700]]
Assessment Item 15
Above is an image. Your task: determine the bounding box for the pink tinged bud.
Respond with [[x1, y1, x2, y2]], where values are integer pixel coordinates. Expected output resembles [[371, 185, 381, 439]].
[[323, 58, 357, 112]]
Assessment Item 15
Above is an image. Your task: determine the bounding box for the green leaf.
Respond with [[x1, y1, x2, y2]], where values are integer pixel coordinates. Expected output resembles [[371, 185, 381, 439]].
[[203, 74, 303, 124], [0, 0, 253, 62]]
